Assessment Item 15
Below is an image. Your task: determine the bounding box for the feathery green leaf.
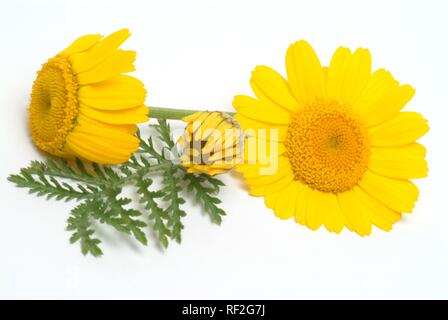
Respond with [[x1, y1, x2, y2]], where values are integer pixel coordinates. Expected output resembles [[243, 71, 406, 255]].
[[8, 119, 228, 256], [67, 200, 103, 257], [136, 177, 171, 248], [182, 171, 226, 225]]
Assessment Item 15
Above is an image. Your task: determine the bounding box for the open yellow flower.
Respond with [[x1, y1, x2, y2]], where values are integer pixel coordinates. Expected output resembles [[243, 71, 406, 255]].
[[178, 111, 243, 175], [29, 29, 148, 164], [234, 40, 429, 235]]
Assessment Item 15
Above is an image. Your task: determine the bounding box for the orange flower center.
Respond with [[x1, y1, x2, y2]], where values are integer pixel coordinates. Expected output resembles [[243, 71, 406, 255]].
[[285, 101, 370, 193], [29, 55, 79, 156]]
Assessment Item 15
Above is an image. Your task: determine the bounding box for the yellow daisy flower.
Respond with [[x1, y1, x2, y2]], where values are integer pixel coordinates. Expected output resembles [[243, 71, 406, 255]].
[[29, 29, 148, 164], [178, 111, 243, 175], [234, 40, 429, 235]]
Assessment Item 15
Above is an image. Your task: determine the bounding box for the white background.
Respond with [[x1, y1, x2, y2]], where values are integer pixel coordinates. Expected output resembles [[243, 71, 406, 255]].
[[1, 0, 447, 299]]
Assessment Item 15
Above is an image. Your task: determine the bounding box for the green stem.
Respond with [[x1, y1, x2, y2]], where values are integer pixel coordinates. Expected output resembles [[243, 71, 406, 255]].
[[148, 106, 235, 120]]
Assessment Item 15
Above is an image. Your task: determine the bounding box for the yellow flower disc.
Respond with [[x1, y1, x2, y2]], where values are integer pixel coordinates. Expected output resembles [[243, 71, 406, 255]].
[[30, 56, 79, 156], [285, 101, 369, 193]]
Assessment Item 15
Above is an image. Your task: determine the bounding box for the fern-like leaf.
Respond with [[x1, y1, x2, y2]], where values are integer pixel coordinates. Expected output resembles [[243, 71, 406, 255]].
[[161, 166, 186, 243], [155, 119, 176, 149], [183, 172, 226, 225], [136, 177, 171, 248], [67, 200, 103, 257], [8, 167, 98, 201], [8, 118, 229, 256], [105, 187, 148, 246]]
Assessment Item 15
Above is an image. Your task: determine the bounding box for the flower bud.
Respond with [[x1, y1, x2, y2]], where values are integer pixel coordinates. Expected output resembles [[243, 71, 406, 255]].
[[178, 111, 244, 175]]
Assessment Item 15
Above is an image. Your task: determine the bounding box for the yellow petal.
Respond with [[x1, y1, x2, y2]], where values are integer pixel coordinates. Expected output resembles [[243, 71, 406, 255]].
[[78, 74, 145, 98], [299, 187, 346, 233], [185, 163, 236, 170], [321, 66, 328, 95], [358, 169, 419, 213], [193, 112, 226, 141], [202, 119, 242, 153], [354, 69, 398, 114], [78, 75, 146, 110], [317, 191, 345, 234], [184, 112, 210, 136], [343, 187, 397, 234], [338, 190, 372, 236], [75, 113, 137, 137], [65, 132, 137, 164], [250, 66, 299, 113], [341, 48, 372, 107], [79, 104, 148, 124], [242, 154, 289, 175], [70, 28, 130, 74], [353, 186, 401, 229], [264, 190, 283, 209], [249, 172, 294, 196], [351, 190, 393, 232], [237, 144, 287, 173], [185, 165, 228, 176], [285, 40, 325, 103], [233, 95, 291, 125], [302, 188, 325, 231], [71, 129, 139, 151], [235, 114, 288, 142], [362, 84, 416, 127], [235, 163, 256, 173], [244, 157, 291, 185], [368, 112, 429, 147], [241, 136, 286, 170], [59, 34, 103, 56], [182, 111, 206, 123], [238, 162, 275, 178], [369, 143, 428, 179], [273, 181, 301, 220], [76, 50, 136, 85], [294, 183, 311, 226], [327, 47, 352, 101], [65, 113, 140, 164]]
